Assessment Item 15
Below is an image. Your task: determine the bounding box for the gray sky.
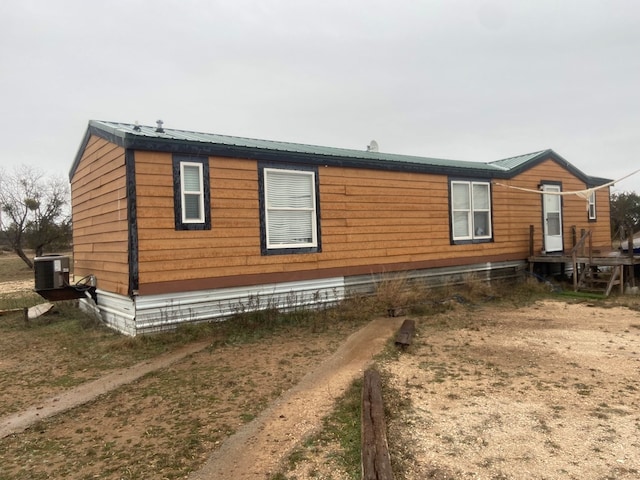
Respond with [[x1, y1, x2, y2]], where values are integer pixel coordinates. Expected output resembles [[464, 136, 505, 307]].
[[1, 0, 639, 194]]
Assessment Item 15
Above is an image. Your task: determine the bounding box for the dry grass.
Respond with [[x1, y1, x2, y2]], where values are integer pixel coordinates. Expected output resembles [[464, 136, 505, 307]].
[[4, 251, 638, 479], [0, 250, 33, 283], [0, 288, 375, 480], [272, 277, 640, 480]]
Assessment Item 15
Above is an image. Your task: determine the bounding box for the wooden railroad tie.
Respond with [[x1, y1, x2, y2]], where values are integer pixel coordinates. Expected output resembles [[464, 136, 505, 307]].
[[394, 318, 415, 349], [0, 303, 54, 323], [361, 368, 393, 480]]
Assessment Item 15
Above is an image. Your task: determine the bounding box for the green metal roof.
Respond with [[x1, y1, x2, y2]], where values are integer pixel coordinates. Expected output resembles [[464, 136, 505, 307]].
[[87, 120, 507, 172], [70, 120, 609, 186], [489, 150, 551, 170]]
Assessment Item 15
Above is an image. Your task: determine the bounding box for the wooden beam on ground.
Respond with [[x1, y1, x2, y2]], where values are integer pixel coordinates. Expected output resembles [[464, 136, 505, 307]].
[[0, 307, 26, 317], [361, 368, 393, 480], [0, 303, 54, 322], [395, 319, 415, 349]]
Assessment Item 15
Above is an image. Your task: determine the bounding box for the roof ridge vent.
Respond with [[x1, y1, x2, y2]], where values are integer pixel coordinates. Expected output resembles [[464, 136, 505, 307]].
[[155, 119, 164, 133]]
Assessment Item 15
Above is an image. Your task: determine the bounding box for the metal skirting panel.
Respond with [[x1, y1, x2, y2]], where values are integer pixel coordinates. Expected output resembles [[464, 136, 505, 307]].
[[133, 277, 346, 335], [79, 289, 136, 336], [83, 262, 524, 336], [344, 260, 527, 295]]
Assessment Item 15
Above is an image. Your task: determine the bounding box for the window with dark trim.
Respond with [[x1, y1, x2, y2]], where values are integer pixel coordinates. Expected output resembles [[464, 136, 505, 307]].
[[172, 155, 211, 230], [587, 190, 597, 221], [258, 163, 321, 255], [450, 180, 492, 242]]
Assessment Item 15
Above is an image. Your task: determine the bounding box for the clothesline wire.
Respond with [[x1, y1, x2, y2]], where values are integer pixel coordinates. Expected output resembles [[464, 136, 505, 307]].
[[493, 168, 640, 199]]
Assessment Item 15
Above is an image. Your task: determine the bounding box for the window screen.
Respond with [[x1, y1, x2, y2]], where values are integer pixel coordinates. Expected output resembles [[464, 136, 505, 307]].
[[451, 180, 492, 241], [182, 164, 203, 222], [181, 162, 204, 223], [264, 168, 317, 249], [173, 155, 210, 231], [588, 191, 596, 220]]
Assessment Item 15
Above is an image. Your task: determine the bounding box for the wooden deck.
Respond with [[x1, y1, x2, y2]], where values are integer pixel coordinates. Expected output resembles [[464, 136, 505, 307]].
[[528, 249, 640, 295], [529, 250, 640, 267]]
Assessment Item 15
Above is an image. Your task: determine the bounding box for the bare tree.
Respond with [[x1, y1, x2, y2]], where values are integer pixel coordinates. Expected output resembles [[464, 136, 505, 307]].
[[0, 165, 70, 269]]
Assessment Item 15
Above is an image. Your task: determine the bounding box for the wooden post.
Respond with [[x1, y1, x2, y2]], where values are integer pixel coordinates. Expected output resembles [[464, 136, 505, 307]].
[[572, 248, 578, 291], [362, 369, 393, 480], [628, 230, 635, 288], [529, 225, 535, 275], [529, 224, 534, 257]]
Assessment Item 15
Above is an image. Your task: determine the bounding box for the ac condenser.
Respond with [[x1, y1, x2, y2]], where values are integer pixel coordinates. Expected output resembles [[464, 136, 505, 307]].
[[34, 255, 70, 291]]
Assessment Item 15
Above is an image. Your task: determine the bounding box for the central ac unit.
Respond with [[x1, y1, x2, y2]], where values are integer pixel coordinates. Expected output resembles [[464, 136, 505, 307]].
[[34, 255, 70, 290]]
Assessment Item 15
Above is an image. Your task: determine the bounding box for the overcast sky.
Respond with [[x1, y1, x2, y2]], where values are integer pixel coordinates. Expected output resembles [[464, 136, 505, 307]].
[[1, 0, 639, 194]]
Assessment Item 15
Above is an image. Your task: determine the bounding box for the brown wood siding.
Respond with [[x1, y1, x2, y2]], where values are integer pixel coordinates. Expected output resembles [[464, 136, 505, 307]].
[[135, 152, 260, 285], [71, 136, 129, 295], [494, 159, 611, 254], [129, 150, 611, 294], [592, 186, 611, 248], [321, 166, 456, 264]]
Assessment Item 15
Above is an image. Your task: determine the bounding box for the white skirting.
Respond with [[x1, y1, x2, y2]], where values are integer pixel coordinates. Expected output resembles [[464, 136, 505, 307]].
[[82, 260, 525, 336]]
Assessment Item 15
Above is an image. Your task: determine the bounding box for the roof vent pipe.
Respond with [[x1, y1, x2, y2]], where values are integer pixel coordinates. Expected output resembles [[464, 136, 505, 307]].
[[155, 119, 164, 133]]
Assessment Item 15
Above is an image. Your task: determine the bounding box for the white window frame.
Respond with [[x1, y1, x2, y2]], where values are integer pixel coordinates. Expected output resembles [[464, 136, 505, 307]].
[[451, 180, 492, 241], [180, 161, 205, 224], [264, 168, 318, 250], [588, 191, 596, 220]]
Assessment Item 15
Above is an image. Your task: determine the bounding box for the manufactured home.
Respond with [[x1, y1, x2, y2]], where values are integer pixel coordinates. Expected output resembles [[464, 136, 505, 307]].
[[69, 120, 613, 335]]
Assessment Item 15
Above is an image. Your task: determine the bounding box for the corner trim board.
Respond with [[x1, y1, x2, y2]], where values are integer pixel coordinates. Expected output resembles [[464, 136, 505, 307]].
[[125, 149, 139, 295]]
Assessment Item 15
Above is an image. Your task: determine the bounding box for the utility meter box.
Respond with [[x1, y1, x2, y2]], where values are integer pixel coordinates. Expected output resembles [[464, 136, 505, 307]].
[[34, 255, 70, 290]]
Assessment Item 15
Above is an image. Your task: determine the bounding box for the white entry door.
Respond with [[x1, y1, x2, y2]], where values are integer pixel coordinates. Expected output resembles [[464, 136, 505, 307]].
[[542, 184, 563, 252]]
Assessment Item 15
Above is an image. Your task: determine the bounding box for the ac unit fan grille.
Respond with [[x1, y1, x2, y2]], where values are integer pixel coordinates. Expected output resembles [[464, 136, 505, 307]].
[[35, 261, 55, 290]]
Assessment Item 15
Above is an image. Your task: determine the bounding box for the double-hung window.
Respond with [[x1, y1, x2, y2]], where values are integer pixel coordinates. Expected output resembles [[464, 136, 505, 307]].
[[173, 155, 211, 230], [260, 165, 321, 254], [181, 162, 204, 223], [587, 190, 596, 221], [450, 180, 492, 242]]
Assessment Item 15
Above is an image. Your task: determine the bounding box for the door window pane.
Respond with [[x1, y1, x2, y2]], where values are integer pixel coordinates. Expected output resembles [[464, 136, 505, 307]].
[[547, 213, 561, 236]]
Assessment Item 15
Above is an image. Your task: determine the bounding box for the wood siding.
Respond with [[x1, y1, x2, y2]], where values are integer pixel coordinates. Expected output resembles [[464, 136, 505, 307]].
[[71, 136, 129, 295], [73, 141, 611, 296], [495, 159, 611, 254], [132, 152, 611, 294], [135, 151, 260, 286]]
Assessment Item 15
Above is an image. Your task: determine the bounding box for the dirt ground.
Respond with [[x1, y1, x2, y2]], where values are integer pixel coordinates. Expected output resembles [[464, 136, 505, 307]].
[[0, 279, 33, 295], [1, 275, 640, 479], [381, 299, 640, 480], [0, 304, 371, 479]]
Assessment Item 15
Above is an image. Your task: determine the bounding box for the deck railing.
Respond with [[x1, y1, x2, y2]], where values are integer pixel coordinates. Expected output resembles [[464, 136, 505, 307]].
[[571, 229, 592, 291]]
